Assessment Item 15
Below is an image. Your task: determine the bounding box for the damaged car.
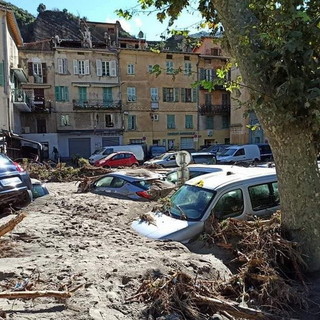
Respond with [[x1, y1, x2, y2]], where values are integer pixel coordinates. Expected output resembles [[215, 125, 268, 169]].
[[132, 167, 278, 242], [91, 169, 175, 201], [0, 152, 32, 212]]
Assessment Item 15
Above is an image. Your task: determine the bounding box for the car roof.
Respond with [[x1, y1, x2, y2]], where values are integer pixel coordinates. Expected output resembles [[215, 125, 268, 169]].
[[185, 167, 277, 190], [191, 152, 215, 156]]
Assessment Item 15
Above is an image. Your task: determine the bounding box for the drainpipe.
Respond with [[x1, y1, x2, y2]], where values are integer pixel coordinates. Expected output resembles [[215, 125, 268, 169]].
[[2, 14, 11, 131]]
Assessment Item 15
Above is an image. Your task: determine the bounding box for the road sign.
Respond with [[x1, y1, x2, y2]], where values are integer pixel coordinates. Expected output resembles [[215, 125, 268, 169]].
[[175, 151, 191, 167]]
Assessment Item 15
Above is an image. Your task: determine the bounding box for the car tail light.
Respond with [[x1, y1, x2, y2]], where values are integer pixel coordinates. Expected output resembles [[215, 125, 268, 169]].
[[136, 191, 152, 199], [13, 162, 24, 172]]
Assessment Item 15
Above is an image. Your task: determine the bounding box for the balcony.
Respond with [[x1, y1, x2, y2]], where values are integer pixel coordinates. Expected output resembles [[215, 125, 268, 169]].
[[73, 99, 122, 110], [199, 104, 230, 115], [12, 89, 32, 112]]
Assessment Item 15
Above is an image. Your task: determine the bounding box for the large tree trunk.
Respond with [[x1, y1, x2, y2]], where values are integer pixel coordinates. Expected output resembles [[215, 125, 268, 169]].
[[261, 115, 320, 271], [213, 0, 320, 271]]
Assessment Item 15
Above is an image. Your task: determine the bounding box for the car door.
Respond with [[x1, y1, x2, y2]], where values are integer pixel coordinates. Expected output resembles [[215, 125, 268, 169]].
[[108, 153, 125, 167], [232, 148, 246, 162]]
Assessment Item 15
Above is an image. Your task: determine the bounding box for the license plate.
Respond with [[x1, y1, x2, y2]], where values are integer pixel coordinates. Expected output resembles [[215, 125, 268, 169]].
[[1, 176, 21, 187]]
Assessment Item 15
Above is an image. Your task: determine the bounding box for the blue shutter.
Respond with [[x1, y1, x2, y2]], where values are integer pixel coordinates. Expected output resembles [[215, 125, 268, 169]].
[[55, 86, 61, 100], [0, 62, 4, 86]]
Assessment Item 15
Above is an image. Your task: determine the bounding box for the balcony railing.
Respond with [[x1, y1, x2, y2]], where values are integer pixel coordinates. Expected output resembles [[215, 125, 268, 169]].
[[199, 104, 230, 115], [12, 89, 31, 112], [73, 99, 122, 110]]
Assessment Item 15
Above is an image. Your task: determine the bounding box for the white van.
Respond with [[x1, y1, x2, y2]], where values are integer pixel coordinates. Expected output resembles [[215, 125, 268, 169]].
[[216, 144, 261, 164], [89, 145, 145, 164], [132, 167, 278, 242]]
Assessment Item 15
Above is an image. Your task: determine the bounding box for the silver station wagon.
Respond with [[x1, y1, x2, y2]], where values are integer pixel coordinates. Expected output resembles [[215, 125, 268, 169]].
[[132, 167, 279, 242]]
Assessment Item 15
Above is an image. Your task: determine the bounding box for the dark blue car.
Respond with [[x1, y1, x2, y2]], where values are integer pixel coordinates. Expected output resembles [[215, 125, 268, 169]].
[[0, 153, 32, 212]]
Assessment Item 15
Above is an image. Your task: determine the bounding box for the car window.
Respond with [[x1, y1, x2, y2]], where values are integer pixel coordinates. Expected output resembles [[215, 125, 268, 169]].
[[113, 154, 124, 160], [166, 171, 178, 184], [192, 155, 215, 164], [0, 154, 12, 166], [213, 189, 244, 219], [95, 176, 113, 187], [131, 180, 150, 190], [248, 182, 279, 211], [103, 148, 113, 155], [234, 148, 245, 156], [110, 177, 125, 188]]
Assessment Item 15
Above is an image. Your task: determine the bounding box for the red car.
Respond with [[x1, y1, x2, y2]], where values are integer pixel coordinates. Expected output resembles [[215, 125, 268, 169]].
[[94, 151, 139, 168]]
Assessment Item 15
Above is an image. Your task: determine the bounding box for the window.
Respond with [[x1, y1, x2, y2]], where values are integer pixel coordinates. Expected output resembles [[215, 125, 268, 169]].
[[78, 87, 87, 103], [37, 118, 47, 133], [184, 62, 192, 75], [213, 189, 244, 219], [73, 59, 90, 75], [163, 88, 179, 102], [105, 114, 113, 127], [55, 86, 69, 101], [127, 64, 135, 75], [33, 63, 42, 76], [60, 114, 70, 126], [57, 58, 68, 74], [184, 56, 190, 60], [199, 68, 215, 81], [234, 148, 245, 156], [148, 65, 154, 73], [222, 115, 230, 129], [211, 48, 221, 56], [249, 182, 279, 211], [206, 116, 214, 130], [127, 87, 136, 102], [205, 94, 212, 105], [166, 61, 174, 74], [128, 115, 136, 130], [222, 93, 230, 105], [167, 115, 176, 129], [103, 88, 113, 104], [181, 88, 197, 103], [185, 115, 193, 129], [150, 88, 159, 102], [96, 60, 117, 77]]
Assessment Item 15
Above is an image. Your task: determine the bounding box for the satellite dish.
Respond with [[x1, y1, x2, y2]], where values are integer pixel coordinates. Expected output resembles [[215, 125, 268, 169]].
[[175, 151, 191, 167]]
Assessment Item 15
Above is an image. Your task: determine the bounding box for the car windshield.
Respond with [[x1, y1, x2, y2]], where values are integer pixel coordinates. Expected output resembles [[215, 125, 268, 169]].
[[220, 148, 237, 156], [153, 153, 172, 160], [92, 148, 104, 155], [169, 185, 216, 221]]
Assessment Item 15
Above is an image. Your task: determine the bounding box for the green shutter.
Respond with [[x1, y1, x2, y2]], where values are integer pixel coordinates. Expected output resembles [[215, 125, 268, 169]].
[[55, 86, 61, 100], [167, 115, 175, 129], [174, 88, 179, 102], [0, 62, 4, 87], [64, 87, 69, 101], [192, 88, 197, 102], [181, 88, 185, 102], [206, 116, 214, 130], [185, 115, 193, 129]]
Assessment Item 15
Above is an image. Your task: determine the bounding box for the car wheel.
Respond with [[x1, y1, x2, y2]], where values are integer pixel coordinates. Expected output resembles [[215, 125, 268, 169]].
[[131, 163, 138, 168], [13, 190, 32, 210]]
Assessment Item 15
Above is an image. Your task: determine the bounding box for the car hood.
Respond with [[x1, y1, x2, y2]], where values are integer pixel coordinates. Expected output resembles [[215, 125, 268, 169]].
[[131, 211, 203, 242]]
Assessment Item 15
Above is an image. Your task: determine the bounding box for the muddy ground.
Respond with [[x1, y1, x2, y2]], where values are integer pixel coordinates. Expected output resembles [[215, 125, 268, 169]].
[[0, 182, 232, 320]]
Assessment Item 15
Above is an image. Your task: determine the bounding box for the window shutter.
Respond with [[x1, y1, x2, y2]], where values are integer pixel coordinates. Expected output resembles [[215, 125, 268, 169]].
[[199, 68, 205, 80], [181, 88, 185, 102], [96, 59, 102, 76], [192, 88, 197, 102], [57, 58, 63, 73], [0, 62, 4, 86], [63, 59, 68, 74], [174, 88, 179, 102], [110, 60, 117, 77], [42, 63, 47, 83], [27, 62, 33, 76], [73, 60, 78, 74], [55, 86, 61, 100], [64, 87, 69, 101], [84, 60, 90, 74]]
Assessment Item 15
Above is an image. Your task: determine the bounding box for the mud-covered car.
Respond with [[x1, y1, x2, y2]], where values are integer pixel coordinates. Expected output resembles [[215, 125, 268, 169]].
[[0, 153, 32, 211]]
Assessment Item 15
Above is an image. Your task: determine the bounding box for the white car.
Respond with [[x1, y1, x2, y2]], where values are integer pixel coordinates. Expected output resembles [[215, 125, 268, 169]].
[[132, 167, 278, 242]]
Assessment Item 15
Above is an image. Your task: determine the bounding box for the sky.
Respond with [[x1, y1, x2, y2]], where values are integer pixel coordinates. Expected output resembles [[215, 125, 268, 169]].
[[8, 0, 207, 41]]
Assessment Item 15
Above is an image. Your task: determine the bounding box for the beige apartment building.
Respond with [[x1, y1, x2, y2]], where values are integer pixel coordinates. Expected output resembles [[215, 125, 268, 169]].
[[0, 6, 28, 144], [120, 48, 199, 151], [18, 19, 132, 160]]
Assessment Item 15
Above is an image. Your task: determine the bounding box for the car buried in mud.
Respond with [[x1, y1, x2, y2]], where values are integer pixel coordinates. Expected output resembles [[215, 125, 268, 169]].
[[132, 167, 279, 242]]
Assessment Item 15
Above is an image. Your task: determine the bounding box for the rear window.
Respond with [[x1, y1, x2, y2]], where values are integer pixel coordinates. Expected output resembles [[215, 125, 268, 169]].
[[131, 180, 150, 190], [192, 155, 215, 164], [0, 154, 12, 166], [248, 181, 279, 211]]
